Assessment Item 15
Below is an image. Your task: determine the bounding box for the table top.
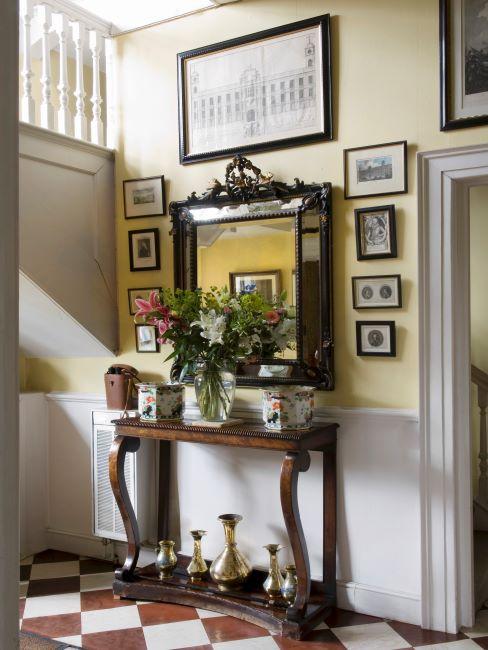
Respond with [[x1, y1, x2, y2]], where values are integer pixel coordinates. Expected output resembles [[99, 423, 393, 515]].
[[112, 417, 338, 452]]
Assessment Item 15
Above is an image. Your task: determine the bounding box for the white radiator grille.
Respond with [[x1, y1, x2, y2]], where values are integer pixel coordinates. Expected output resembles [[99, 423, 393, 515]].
[[93, 425, 134, 541]]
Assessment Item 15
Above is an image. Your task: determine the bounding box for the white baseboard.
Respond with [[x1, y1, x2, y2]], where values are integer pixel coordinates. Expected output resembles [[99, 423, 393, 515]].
[[337, 580, 421, 625]]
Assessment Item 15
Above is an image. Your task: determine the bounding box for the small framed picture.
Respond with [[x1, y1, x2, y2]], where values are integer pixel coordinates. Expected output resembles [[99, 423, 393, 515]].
[[128, 287, 162, 316], [344, 140, 407, 199], [129, 228, 160, 272], [356, 321, 396, 357], [135, 324, 160, 353], [355, 205, 397, 260], [352, 275, 402, 310], [123, 176, 165, 219], [229, 271, 281, 302]]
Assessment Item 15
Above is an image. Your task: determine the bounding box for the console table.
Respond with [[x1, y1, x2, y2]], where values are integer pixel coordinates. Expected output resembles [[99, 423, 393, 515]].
[[109, 417, 338, 640]]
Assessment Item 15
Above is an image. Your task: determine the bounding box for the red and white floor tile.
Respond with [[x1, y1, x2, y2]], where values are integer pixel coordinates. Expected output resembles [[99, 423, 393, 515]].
[[19, 550, 488, 650]]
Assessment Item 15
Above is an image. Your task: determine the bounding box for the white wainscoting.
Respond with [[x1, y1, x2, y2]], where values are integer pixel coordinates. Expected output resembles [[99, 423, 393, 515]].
[[21, 392, 421, 624]]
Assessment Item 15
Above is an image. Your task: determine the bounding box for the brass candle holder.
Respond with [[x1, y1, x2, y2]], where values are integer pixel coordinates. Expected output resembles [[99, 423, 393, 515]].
[[281, 564, 298, 605], [209, 514, 252, 591], [155, 540, 177, 579], [187, 530, 208, 582], [263, 544, 285, 604]]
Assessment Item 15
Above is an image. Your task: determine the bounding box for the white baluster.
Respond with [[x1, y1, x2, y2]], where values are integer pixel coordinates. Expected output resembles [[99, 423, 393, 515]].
[[72, 21, 87, 140], [20, 0, 35, 123], [89, 29, 103, 145], [37, 4, 55, 130], [53, 12, 73, 136], [479, 387, 488, 505], [104, 36, 116, 149]]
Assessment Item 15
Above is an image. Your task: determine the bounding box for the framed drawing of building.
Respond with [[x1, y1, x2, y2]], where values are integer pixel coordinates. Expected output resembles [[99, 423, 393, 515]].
[[177, 14, 332, 164]]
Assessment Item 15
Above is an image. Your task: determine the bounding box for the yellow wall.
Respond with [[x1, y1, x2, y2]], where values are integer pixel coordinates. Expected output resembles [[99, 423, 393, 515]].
[[470, 184, 488, 493], [25, 0, 488, 408]]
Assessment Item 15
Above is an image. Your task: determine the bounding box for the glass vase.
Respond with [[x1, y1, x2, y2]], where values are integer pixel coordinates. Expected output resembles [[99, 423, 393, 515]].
[[194, 366, 236, 422]]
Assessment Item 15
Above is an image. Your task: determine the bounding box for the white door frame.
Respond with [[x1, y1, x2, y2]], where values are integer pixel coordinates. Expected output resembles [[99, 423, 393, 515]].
[[0, 0, 19, 648], [418, 143, 488, 633]]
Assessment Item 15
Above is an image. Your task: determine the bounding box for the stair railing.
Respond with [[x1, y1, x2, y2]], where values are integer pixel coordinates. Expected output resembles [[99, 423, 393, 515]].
[[472, 365, 488, 507]]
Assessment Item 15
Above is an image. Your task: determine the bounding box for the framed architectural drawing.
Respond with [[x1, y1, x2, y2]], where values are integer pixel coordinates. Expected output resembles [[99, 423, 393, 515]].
[[177, 14, 332, 164], [123, 176, 166, 219], [354, 205, 397, 260], [344, 141, 407, 199], [440, 0, 488, 130]]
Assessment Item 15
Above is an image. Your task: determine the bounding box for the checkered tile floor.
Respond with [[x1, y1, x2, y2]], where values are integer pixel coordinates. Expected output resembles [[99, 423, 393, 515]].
[[18, 550, 488, 649]]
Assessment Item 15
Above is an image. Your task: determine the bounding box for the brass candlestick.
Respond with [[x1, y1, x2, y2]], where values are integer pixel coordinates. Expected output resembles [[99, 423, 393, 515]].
[[263, 544, 284, 604], [155, 540, 177, 578], [209, 514, 252, 591], [281, 564, 298, 605], [187, 530, 208, 582]]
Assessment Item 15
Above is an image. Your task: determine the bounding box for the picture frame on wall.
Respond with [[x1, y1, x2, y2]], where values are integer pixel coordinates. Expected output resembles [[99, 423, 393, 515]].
[[352, 274, 402, 310], [229, 270, 281, 302], [440, 0, 488, 130], [128, 228, 160, 272], [135, 324, 160, 353], [177, 14, 333, 164], [123, 176, 166, 219], [128, 287, 162, 316], [354, 205, 397, 260], [356, 321, 396, 357], [344, 140, 407, 199]]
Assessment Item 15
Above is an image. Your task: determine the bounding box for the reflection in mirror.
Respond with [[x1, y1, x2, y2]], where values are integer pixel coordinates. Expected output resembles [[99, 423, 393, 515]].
[[196, 217, 297, 361], [301, 212, 321, 368]]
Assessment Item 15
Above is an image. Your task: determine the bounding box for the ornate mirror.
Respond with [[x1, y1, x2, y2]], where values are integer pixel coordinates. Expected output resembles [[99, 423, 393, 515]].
[[170, 155, 333, 389]]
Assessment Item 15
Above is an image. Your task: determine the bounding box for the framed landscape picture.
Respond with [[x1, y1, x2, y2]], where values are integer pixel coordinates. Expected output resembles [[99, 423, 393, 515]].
[[123, 176, 165, 219], [440, 0, 488, 130], [344, 141, 407, 199], [177, 14, 332, 164], [356, 321, 396, 357], [128, 287, 162, 316], [352, 275, 402, 309], [354, 205, 397, 260], [128, 228, 160, 272], [229, 270, 281, 302]]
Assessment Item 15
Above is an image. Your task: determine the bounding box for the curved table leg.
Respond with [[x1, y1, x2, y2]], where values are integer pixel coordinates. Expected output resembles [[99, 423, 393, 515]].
[[109, 435, 141, 581], [280, 450, 311, 620]]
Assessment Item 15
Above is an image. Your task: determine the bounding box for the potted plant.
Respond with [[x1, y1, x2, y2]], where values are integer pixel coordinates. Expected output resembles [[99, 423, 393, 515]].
[[135, 287, 295, 423]]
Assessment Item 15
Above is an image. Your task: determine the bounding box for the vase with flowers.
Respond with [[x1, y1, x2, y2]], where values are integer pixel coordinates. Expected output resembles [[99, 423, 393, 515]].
[[134, 287, 295, 423]]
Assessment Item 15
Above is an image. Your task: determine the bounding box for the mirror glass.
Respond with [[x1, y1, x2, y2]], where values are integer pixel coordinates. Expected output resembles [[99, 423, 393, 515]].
[[196, 216, 297, 363], [301, 212, 321, 368], [188, 197, 303, 222]]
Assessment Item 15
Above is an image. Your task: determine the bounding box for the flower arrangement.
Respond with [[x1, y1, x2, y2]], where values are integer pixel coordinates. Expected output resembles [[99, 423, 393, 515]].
[[134, 287, 295, 421]]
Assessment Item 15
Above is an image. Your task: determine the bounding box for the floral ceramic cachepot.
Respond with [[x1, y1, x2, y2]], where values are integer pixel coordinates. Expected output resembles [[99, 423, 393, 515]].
[[136, 383, 184, 422], [262, 386, 315, 430]]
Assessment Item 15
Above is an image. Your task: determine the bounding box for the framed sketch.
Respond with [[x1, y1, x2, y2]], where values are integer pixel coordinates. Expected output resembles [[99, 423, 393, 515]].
[[123, 176, 165, 218], [177, 14, 332, 164], [128, 228, 160, 272], [135, 324, 160, 353], [356, 321, 396, 357], [229, 270, 281, 302], [352, 275, 402, 309], [355, 205, 397, 260], [441, 0, 488, 130], [128, 287, 162, 315], [344, 141, 407, 199]]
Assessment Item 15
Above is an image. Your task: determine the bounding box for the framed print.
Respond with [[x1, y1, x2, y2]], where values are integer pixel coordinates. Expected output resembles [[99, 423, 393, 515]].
[[135, 324, 160, 353], [441, 0, 488, 130], [352, 274, 402, 309], [229, 270, 281, 302], [177, 14, 332, 164], [355, 205, 397, 260], [344, 141, 407, 199], [128, 228, 160, 272], [123, 176, 165, 219], [356, 321, 396, 357], [128, 287, 162, 316]]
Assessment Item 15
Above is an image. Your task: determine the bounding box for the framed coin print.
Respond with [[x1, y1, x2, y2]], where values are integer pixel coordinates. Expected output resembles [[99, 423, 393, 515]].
[[352, 275, 402, 310], [354, 204, 397, 260], [356, 321, 396, 357]]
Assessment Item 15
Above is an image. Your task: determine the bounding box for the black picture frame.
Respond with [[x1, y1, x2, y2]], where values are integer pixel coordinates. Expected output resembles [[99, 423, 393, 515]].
[[135, 324, 160, 353], [440, 0, 488, 131], [177, 14, 333, 165], [343, 141, 408, 200], [354, 204, 397, 261], [351, 274, 402, 310], [128, 287, 162, 316], [356, 321, 396, 357], [123, 176, 166, 219], [128, 228, 160, 272]]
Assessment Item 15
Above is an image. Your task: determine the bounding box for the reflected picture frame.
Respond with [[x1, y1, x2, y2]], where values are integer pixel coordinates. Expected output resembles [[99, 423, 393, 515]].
[[229, 270, 281, 302]]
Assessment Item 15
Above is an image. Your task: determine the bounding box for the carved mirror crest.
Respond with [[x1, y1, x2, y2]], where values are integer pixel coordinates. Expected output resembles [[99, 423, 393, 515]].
[[170, 155, 334, 389]]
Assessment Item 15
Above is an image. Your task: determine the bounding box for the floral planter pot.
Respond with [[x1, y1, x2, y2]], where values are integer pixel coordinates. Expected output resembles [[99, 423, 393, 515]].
[[262, 387, 314, 430], [136, 383, 184, 422]]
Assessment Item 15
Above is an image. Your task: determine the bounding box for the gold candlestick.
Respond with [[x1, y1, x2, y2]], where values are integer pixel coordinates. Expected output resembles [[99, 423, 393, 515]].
[[263, 544, 285, 604], [187, 530, 208, 582], [281, 564, 298, 605], [155, 540, 177, 579]]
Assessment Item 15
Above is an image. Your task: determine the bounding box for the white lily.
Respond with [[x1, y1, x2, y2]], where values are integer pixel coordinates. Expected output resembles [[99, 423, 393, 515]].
[[191, 309, 227, 345]]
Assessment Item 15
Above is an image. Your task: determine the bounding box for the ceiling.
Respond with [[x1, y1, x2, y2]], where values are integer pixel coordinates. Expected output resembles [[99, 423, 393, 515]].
[[66, 0, 238, 34]]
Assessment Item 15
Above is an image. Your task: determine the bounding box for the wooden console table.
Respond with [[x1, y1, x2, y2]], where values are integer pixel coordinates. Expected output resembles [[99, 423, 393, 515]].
[[109, 417, 338, 640]]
